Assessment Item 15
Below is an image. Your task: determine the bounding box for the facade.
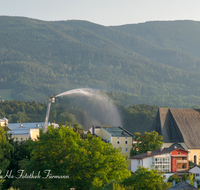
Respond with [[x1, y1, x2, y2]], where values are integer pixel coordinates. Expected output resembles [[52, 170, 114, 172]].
[[130, 147, 189, 180], [90, 126, 133, 157], [152, 108, 200, 164]]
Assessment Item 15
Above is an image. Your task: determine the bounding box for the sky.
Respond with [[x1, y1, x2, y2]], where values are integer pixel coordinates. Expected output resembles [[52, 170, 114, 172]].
[[1, 0, 200, 26]]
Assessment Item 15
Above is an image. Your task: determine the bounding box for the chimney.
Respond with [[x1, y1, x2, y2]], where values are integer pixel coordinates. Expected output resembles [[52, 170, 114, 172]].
[[147, 151, 151, 156], [36, 123, 39, 128], [20, 123, 23, 128], [92, 125, 94, 135]]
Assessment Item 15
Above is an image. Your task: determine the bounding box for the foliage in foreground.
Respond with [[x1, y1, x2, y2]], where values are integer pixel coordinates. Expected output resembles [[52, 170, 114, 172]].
[[121, 166, 171, 190], [0, 127, 14, 190], [12, 126, 130, 190]]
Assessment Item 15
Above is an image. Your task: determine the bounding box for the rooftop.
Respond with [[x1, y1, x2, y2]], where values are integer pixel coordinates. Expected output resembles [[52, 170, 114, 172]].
[[129, 147, 188, 160], [7, 122, 46, 135], [152, 108, 200, 149], [103, 126, 133, 137]]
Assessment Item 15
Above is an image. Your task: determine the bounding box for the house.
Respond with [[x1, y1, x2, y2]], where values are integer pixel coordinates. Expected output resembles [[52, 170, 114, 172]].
[[7, 122, 59, 141], [0, 117, 8, 126], [152, 108, 200, 164], [90, 126, 133, 157], [130, 146, 189, 181], [189, 165, 200, 183], [0, 118, 59, 141]]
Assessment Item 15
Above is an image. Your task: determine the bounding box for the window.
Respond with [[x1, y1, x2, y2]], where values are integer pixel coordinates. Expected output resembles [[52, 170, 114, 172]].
[[194, 155, 197, 165], [125, 147, 128, 152], [196, 173, 199, 177], [125, 140, 128, 144], [117, 140, 120, 145], [121, 147, 123, 152], [154, 157, 170, 172]]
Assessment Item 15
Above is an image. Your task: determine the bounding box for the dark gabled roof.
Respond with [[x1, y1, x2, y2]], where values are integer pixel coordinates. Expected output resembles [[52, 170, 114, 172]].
[[167, 181, 198, 190], [129, 147, 187, 160], [152, 108, 200, 149], [169, 143, 185, 150]]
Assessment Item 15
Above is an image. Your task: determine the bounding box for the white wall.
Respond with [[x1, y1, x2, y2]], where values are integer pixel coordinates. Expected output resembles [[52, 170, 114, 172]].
[[189, 166, 200, 181], [131, 157, 153, 173], [143, 157, 153, 168], [131, 159, 142, 172]]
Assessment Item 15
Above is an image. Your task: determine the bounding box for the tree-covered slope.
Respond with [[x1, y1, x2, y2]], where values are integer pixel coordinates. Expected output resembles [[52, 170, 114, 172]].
[[111, 20, 200, 58], [1, 16, 200, 107]]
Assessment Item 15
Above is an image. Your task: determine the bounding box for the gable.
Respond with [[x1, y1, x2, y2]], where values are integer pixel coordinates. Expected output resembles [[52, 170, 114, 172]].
[[152, 108, 200, 149]]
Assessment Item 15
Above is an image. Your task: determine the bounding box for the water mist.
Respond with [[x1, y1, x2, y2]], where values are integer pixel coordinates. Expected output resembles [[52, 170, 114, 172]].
[[56, 88, 122, 130]]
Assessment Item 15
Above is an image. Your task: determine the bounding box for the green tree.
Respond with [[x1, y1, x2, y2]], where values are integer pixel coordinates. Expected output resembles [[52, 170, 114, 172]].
[[167, 174, 181, 183], [121, 166, 171, 190], [17, 126, 130, 190], [0, 127, 14, 189], [130, 131, 163, 156]]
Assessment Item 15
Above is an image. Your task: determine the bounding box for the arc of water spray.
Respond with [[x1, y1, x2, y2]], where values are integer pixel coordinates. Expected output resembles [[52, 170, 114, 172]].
[[55, 88, 123, 128]]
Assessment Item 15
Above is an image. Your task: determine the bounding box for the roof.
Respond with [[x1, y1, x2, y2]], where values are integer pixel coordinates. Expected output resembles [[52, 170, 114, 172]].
[[103, 126, 133, 137], [7, 122, 46, 135], [167, 181, 198, 190], [152, 108, 200, 149], [129, 147, 187, 159]]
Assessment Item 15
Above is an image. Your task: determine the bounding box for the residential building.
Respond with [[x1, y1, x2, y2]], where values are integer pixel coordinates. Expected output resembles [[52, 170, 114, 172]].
[[0, 118, 58, 141], [189, 165, 200, 183], [130, 146, 189, 181], [152, 108, 200, 164], [90, 126, 133, 157], [0, 117, 8, 126]]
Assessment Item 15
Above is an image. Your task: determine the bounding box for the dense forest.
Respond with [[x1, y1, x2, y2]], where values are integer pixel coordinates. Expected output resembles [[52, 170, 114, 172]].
[[1, 17, 200, 108], [0, 98, 158, 134]]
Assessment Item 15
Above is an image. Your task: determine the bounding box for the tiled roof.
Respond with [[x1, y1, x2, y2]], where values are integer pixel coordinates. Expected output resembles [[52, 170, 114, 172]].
[[129, 147, 186, 159], [152, 108, 200, 149]]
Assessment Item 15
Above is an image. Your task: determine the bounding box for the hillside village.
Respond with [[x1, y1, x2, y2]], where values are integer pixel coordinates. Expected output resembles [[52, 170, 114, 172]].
[[1, 15, 200, 190], [1, 106, 200, 189]]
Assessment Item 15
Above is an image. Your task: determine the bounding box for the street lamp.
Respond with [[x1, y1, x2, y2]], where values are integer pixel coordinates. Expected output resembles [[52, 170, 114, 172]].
[[44, 95, 55, 132]]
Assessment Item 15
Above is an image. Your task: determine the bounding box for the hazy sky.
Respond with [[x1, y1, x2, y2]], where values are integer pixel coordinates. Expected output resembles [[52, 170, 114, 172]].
[[1, 0, 200, 26]]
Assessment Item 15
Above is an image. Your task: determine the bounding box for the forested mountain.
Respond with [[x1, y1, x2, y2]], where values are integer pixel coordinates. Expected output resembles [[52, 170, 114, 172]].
[[1, 16, 200, 108]]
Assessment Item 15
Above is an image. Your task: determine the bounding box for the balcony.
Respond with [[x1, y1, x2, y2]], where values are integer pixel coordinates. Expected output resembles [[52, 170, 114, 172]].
[[176, 160, 187, 163]]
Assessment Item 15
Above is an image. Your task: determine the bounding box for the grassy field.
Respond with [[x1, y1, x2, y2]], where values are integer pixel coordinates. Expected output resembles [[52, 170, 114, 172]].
[[0, 89, 13, 100]]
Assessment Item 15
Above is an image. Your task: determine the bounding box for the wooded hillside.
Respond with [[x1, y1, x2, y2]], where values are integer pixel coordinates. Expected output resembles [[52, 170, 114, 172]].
[[1, 17, 200, 108]]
